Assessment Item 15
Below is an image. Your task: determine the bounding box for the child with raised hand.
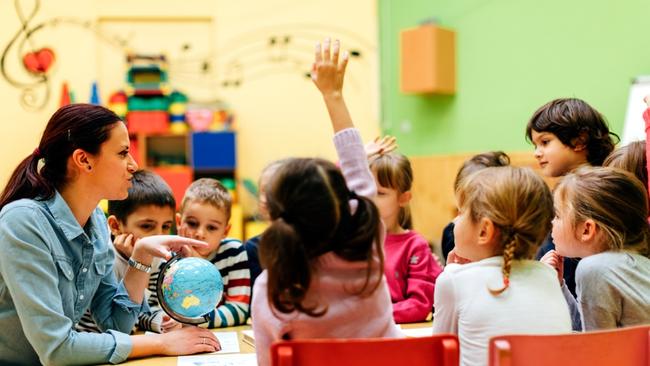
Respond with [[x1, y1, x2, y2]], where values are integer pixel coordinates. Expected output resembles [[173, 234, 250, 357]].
[[440, 151, 511, 262], [251, 38, 401, 366], [76, 170, 182, 334], [171, 178, 251, 328], [541, 167, 650, 331], [433, 166, 572, 366], [526, 98, 617, 296], [369, 151, 442, 323]]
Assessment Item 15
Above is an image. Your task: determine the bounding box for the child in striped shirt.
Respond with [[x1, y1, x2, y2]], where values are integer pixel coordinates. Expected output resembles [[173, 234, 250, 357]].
[[171, 178, 251, 327]]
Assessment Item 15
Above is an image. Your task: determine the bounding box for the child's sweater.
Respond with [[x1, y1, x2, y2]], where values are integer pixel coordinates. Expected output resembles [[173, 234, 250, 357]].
[[251, 128, 402, 366], [433, 256, 572, 366], [561, 251, 650, 331], [384, 230, 442, 323]]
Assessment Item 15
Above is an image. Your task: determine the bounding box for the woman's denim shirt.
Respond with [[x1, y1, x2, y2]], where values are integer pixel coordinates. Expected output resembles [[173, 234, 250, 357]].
[[0, 191, 145, 365]]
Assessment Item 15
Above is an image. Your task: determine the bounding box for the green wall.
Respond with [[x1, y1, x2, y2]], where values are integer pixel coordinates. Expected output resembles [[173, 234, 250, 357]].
[[379, 0, 650, 156]]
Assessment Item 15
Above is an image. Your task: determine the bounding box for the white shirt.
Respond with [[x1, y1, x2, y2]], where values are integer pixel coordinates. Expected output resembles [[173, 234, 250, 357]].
[[433, 256, 572, 366]]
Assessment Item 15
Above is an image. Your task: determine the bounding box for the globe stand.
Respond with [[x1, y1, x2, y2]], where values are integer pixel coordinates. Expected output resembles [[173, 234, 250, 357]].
[[156, 253, 215, 325]]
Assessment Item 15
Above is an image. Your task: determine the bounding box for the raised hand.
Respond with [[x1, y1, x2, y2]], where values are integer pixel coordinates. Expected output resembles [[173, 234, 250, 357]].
[[644, 95, 650, 107], [365, 136, 398, 159], [312, 38, 349, 98]]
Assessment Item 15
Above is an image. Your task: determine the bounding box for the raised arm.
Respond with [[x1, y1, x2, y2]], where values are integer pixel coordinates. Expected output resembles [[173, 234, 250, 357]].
[[312, 38, 376, 198]]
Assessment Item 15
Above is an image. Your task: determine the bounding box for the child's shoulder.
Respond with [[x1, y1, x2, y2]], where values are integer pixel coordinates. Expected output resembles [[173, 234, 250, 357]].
[[213, 238, 246, 258]]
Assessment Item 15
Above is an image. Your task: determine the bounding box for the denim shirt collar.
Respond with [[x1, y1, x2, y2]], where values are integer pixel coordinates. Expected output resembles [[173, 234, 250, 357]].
[[44, 190, 102, 243]]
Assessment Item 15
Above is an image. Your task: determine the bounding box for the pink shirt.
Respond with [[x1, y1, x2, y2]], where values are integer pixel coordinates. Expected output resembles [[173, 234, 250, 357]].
[[384, 231, 443, 323], [251, 128, 402, 366]]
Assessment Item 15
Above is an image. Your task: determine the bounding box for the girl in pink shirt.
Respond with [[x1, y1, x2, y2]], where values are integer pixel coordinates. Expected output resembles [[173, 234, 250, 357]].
[[251, 38, 401, 366], [369, 152, 442, 323]]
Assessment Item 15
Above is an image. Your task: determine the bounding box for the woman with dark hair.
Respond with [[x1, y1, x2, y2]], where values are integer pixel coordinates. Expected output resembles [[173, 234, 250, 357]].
[[0, 104, 220, 365]]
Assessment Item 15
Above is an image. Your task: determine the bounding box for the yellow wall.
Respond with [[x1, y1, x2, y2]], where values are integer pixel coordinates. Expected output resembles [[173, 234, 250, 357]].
[[0, 0, 380, 215]]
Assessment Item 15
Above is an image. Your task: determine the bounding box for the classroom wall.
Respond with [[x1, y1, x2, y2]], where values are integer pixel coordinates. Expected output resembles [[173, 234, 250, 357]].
[[378, 0, 650, 156], [0, 0, 380, 208]]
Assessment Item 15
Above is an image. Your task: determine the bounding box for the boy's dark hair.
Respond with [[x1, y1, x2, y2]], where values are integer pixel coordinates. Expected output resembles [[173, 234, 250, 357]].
[[525, 98, 618, 166], [108, 170, 176, 223]]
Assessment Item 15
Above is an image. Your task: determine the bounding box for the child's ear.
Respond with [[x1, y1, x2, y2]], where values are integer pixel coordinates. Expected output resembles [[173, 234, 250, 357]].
[[398, 191, 412, 207], [224, 223, 232, 237], [175, 212, 182, 227], [107, 215, 123, 236], [477, 217, 496, 246], [572, 132, 588, 152], [578, 219, 598, 243]]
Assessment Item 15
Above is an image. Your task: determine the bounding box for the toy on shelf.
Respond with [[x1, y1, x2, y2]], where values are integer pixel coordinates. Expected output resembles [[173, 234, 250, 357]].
[[169, 91, 189, 135], [186, 100, 235, 132], [108, 91, 128, 120]]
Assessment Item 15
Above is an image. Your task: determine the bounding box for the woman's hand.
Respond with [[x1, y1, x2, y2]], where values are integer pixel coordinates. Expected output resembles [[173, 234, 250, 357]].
[[540, 249, 564, 286], [311, 38, 348, 98], [159, 326, 221, 355], [131, 235, 208, 264]]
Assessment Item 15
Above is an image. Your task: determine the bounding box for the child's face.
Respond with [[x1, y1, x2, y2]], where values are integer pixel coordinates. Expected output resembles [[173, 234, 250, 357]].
[[111, 204, 175, 239], [551, 195, 591, 258], [452, 209, 482, 261], [531, 131, 587, 177], [373, 178, 409, 230], [177, 201, 231, 258]]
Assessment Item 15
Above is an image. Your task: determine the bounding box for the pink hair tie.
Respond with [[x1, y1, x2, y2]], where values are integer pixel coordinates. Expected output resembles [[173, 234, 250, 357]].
[[33, 148, 41, 158]]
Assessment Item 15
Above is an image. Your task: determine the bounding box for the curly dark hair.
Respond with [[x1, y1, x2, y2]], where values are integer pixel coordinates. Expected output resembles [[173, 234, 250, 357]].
[[525, 98, 618, 166]]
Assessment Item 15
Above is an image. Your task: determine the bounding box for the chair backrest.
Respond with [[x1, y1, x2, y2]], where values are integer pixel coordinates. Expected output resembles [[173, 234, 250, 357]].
[[489, 325, 650, 366], [271, 335, 459, 366]]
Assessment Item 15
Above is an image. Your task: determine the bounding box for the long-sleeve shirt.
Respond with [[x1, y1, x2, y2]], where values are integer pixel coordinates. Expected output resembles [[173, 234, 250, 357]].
[[252, 128, 403, 366], [433, 256, 572, 366], [0, 191, 144, 365], [561, 251, 650, 331], [384, 230, 442, 323], [146, 238, 251, 328]]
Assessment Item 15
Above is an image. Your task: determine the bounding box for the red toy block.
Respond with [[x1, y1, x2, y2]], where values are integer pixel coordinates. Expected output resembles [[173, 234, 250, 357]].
[[127, 111, 169, 134], [152, 166, 192, 209]]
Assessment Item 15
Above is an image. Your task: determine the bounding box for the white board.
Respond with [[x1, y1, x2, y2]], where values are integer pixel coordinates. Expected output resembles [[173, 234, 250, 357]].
[[622, 76, 650, 145]]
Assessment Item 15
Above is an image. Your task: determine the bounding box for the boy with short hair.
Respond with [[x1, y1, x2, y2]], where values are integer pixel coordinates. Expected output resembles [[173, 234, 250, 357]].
[[76, 169, 180, 333], [173, 178, 251, 328]]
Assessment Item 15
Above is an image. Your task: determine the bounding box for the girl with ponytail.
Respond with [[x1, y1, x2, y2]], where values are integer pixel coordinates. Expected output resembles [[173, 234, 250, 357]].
[[251, 38, 401, 366], [0, 104, 220, 365], [432, 166, 572, 366]]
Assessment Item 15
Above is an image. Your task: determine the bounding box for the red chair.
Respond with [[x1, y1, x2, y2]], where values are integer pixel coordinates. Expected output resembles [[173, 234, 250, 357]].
[[271, 335, 459, 366], [489, 325, 650, 366]]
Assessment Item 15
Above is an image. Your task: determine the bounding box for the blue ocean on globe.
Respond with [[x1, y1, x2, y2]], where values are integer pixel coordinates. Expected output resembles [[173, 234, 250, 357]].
[[160, 257, 224, 319]]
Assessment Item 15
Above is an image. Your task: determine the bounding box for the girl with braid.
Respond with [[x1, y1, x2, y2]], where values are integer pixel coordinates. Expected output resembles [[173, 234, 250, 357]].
[[432, 166, 571, 366]]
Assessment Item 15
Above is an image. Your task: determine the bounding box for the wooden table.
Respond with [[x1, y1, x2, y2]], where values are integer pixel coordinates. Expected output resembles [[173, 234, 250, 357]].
[[117, 322, 433, 365]]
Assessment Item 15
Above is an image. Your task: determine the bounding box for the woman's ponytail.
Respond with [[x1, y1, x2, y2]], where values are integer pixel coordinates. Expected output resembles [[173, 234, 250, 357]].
[[0, 152, 54, 210]]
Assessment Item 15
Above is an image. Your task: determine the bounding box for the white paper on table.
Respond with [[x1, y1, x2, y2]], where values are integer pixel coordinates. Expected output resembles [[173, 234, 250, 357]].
[[177, 352, 257, 366], [144, 331, 240, 354], [399, 325, 433, 338]]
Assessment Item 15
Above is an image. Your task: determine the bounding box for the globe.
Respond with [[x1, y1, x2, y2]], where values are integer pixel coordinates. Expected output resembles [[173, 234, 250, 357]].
[[156, 255, 224, 324]]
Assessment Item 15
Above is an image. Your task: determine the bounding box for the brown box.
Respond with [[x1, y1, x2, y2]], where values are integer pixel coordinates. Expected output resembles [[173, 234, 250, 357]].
[[400, 24, 456, 94]]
